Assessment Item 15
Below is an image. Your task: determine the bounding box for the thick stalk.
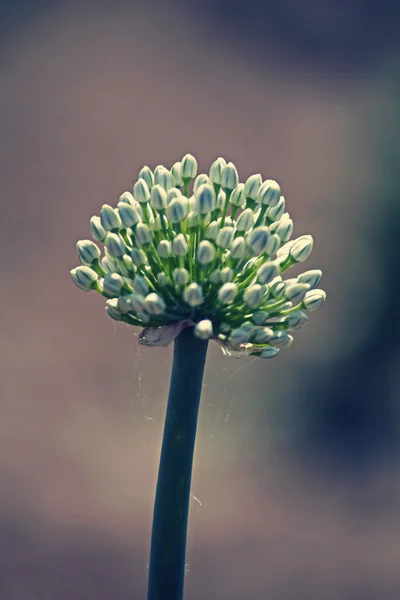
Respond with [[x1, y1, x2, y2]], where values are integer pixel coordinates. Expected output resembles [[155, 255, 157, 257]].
[[147, 326, 208, 600]]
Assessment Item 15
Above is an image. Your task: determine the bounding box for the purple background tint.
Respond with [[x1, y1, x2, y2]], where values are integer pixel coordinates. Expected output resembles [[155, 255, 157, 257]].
[[1, 1, 400, 598]]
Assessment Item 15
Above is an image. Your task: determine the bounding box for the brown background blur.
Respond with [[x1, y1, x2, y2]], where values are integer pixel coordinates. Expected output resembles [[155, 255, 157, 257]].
[[1, 0, 400, 598]]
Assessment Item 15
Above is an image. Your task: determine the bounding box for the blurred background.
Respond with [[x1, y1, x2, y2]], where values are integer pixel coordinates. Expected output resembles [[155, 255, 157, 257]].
[[1, 0, 400, 598]]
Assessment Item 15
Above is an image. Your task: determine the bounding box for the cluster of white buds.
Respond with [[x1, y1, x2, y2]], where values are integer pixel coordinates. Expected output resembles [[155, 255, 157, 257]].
[[71, 154, 326, 358]]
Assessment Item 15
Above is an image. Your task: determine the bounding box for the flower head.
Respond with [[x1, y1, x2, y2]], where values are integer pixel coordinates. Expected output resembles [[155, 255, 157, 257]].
[[71, 155, 326, 358]]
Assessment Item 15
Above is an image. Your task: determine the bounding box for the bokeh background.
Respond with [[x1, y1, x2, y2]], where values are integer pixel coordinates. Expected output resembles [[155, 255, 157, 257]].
[[1, 0, 400, 598]]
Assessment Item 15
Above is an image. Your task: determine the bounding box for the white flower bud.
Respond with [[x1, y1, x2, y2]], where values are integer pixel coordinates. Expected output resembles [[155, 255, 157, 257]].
[[181, 153, 198, 178], [247, 226, 270, 255], [205, 221, 219, 240], [216, 226, 235, 249], [183, 283, 204, 306], [135, 223, 153, 246], [230, 183, 245, 207], [194, 183, 216, 214], [230, 328, 250, 345], [269, 279, 286, 297], [150, 184, 168, 210], [144, 293, 166, 315], [157, 239, 172, 259], [216, 189, 226, 210], [221, 162, 239, 190], [218, 282, 238, 304], [290, 235, 314, 262], [197, 240, 216, 265], [90, 216, 107, 242], [105, 233, 126, 257], [287, 310, 309, 330], [285, 283, 310, 304], [71, 266, 98, 292], [257, 179, 281, 207], [103, 272, 124, 295], [132, 275, 149, 296], [267, 196, 285, 221], [275, 218, 293, 242], [157, 272, 171, 287], [236, 208, 255, 232], [117, 203, 142, 228], [195, 319, 213, 340], [253, 326, 274, 343], [131, 247, 148, 266], [209, 157, 226, 185], [265, 233, 281, 257], [244, 173, 262, 200], [298, 269, 322, 289], [243, 284, 264, 308], [134, 178, 151, 204], [167, 187, 182, 202], [76, 240, 100, 266], [100, 204, 122, 231], [259, 346, 280, 359], [171, 233, 189, 256], [138, 166, 154, 189], [117, 294, 134, 314], [154, 165, 166, 179], [101, 255, 117, 273], [252, 312, 269, 325], [303, 289, 326, 311], [155, 168, 175, 191], [119, 191, 134, 205], [106, 298, 124, 321], [173, 268, 190, 285], [267, 331, 292, 347], [193, 174, 212, 193], [208, 269, 221, 284], [129, 293, 146, 313], [153, 214, 168, 232], [171, 161, 183, 186], [220, 267, 234, 283], [257, 261, 279, 284], [230, 237, 247, 259], [187, 211, 200, 229]]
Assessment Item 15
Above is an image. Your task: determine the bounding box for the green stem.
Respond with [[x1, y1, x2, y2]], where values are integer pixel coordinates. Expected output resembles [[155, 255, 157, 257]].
[[147, 326, 208, 600]]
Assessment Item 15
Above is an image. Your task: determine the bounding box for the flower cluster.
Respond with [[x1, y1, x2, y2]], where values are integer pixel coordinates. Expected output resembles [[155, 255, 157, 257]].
[[71, 154, 326, 358]]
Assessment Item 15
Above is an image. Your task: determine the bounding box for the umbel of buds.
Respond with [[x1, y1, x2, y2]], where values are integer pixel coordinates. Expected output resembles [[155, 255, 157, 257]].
[[71, 154, 326, 359]]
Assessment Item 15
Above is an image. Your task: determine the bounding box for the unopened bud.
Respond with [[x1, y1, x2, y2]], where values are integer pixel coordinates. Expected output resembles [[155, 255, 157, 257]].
[[150, 184, 168, 210], [298, 269, 322, 289], [194, 183, 216, 214], [76, 240, 101, 266], [244, 173, 262, 200], [221, 162, 239, 190], [197, 240, 216, 265], [257, 180, 281, 207], [119, 191, 134, 205], [157, 272, 171, 287], [117, 202, 142, 228], [275, 218, 293, 242], [105, 298, 123, 321], [267, 196, 285, 221], [265, 233, 281, 257], [257, 261, 279, 284], [303, 289, 326, 311], [259, 346, 280, 359], [155, 168, 175, 191], [209, 157, 226, 185], [134, 178, 151, 204], [135, 223, 153, 246], [208, 269, 221, 284], [181, 153, 198, 178], [171, 233, 189, 256], [132, 275, 149, 296], [230, 237, 247, 259], [287, 310, 309, 330], [205, 221, 219, 240], [218, 282, 238, 304], [100, 204, 122, 231], [157, 239, 172, 259], [171, 162, 183, 186], [183, 283, 204, 306], [187, 211, 200, 229], [144, 293, 166, 315], [220, 267, 234, 283], [252, 326, 274, 343], [230, 328, 250, 345], [131, 247, 148, 266], [290, 235, 314, 262], [71, 266, 98, 292], [103, 272, 125, 295], [243, 284, 264, 308], [247, 226, 270, 255], [173, 268, 190, 285], [167, 198, 188, 223], [193, 174, 212, 193], [195, 319, 213, 340], [236, 208, 255, 232], [90, 216, 107, 242], [137, 166, 154, 190], [216, 226, 235, 249], [230, 183, 245, 207], [105, 233, 126, 257]]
